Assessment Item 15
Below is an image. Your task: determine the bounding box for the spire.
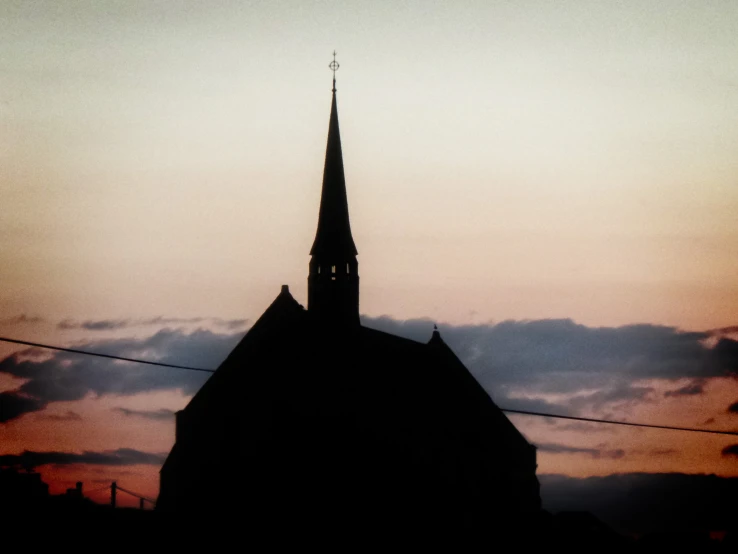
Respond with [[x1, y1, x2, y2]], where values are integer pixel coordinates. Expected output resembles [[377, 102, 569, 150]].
[[307, 53, 360, 325], [310, 54, 358, 258]]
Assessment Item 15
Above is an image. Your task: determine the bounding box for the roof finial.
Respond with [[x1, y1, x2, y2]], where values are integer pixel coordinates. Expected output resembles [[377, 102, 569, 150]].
[[329, 51, 339, 92], [429, 323, 442, 345]]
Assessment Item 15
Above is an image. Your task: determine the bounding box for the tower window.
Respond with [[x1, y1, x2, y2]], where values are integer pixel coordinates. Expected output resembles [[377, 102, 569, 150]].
[[346, 263, 350, 274], [331, 265, 336, 274], [317, 265, 321, 274]]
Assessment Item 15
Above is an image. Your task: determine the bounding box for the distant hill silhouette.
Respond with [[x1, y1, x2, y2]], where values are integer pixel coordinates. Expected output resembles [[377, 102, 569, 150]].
[[541, 472, 738, 536]]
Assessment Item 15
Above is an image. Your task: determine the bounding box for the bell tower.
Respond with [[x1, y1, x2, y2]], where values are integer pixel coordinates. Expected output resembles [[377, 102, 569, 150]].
[[308, 53, 359, 326]]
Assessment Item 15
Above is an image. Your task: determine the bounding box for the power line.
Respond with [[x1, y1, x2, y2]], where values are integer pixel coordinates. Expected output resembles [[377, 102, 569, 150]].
[[1, 335, 736, 437], [0, 336, 214, 373], [502, 409, 738, 437], [116, 484, 156, 504]]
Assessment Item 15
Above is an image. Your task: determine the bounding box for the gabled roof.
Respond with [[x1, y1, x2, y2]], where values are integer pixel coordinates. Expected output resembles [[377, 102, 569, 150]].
[[183, 284, 305, 416], [174, 286, 533, 469]]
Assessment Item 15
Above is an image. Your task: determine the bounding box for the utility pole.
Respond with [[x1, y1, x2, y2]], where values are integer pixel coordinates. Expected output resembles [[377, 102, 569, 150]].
[[111, 481, 117, 508]]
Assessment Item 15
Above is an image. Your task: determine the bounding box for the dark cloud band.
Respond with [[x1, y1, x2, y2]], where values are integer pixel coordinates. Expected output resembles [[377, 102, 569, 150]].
[[112, 407, 176, 421], [0, 328, 242, 422], [57, 317, 249, 331], [0, 316, 736, 424], [0, 448, 166, 470]]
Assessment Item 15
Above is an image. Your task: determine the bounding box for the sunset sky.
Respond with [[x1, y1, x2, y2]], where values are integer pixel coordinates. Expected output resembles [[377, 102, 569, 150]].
[[1, 1, 737, 512]]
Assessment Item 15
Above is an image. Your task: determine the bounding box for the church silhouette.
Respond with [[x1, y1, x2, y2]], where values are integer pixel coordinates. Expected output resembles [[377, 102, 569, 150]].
[[157, 61, 541, 536]]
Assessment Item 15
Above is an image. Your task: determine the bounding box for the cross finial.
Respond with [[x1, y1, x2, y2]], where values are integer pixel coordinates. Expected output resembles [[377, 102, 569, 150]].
[[329, 51, 339, 92]]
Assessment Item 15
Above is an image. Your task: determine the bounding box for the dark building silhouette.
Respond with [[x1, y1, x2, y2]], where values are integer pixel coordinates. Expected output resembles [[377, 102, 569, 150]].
[[0, 467, 49, 511], [157, 69, 541, 535]]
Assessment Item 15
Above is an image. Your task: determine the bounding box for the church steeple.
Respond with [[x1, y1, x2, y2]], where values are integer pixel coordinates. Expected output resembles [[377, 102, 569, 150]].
[[309, 61, 357, 259], [308, 54, 360, 325]]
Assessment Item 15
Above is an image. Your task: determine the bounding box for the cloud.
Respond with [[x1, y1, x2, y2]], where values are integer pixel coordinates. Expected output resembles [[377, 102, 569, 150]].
[[0, 328, 242, 422], [543, 420, 618, 434], [0, 392, 47, 423], [58, 319, 130, 331], [502, 384, 657, 416], [90, 472, 139, 483], [0, 315, 45, 325], [722, 444, 738, 457], [650, 448, 678, 456], [536, 442, 625, 459], [567, 384, 656, 412], [663, 379, 705, 397], [489, 395, 575, 416], [112, 407, 175, 421], [0, 448, 166, 470], [714, 337, 738, 368], [362, 316, 738, 413], [138, 316, 206, 327], [57, 317, 250, 332], [3, 315, 737, 423], [213, 318, 249, 330], [36, 410, 82, 422], [708, 325, 738, 336]]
